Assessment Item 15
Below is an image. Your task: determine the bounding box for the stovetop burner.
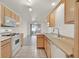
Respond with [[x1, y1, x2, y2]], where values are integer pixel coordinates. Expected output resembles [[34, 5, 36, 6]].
[[1, 33, 19, 36]]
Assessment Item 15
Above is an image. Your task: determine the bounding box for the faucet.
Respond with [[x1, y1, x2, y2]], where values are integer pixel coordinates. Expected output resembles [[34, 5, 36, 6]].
[[53, 27, 60, 37]]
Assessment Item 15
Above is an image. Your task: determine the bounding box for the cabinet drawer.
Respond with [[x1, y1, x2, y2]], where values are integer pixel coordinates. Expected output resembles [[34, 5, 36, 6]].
[[37, 39, 44, 42], [37, 42, 44, 48], [1, 39, 11, 46], [37, 41, 44, 44]]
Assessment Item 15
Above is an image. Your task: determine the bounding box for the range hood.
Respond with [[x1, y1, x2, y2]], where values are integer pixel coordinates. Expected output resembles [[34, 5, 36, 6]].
[[2, 16, 16, 27]]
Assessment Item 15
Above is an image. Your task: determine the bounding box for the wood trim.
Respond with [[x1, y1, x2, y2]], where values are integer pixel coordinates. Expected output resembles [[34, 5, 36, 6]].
[[74, 2, 79, 58]]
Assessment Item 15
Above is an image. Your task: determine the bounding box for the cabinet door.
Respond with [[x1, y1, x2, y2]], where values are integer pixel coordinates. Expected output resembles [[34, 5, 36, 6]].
[[1, 43, 11, 58], [44, 37, 47, 53], [48, 14, 55, 27], [65, 0, 76, 24], [37, 35, 44, 48], [11, 11, 16, 21], [5, 7, 11, 17], [46, 40, 51, 58], [16, 15, 20, 25], [0, 4, 5, 26]]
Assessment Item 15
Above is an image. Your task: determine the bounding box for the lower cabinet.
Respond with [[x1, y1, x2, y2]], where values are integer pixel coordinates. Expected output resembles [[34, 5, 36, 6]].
[[1, 43, 11, 58], [1, 39, 11, 58], [44, 37, 47, 54], [46, 40, 51, 58], [42, 35, 51, 58], [46, 37, 67, 58], [37, 34, 67, 58], [37, 34, 44, 48]]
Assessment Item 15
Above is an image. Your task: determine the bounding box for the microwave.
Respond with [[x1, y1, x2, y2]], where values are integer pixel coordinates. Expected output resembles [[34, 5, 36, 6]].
[[2, 16, 16, 27]]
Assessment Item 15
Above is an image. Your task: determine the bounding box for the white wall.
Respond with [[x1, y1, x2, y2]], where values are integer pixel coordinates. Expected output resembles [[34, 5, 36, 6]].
[[55, 4, 74, 38], [41, 19, 48, 33], [41, 4, 74, 38]]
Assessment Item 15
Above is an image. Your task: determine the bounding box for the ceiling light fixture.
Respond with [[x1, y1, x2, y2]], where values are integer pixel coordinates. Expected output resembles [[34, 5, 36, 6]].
[[26, 0, 32, 6], [29, 8, 32, 12], [28, 0, 32, 3], [51, 2, 55, 6]]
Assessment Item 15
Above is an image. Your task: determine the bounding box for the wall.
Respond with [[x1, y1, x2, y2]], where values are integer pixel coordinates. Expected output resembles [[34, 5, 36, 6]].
[[54, 4, 74, 38], [41, 4, 74, 38]]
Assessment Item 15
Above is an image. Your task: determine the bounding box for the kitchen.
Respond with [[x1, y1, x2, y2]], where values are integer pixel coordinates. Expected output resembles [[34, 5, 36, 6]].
[[0, 0, 79, 58]]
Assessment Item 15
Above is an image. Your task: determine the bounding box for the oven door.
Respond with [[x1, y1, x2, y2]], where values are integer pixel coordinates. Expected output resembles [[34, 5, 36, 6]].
[[11, 35, 21, 56]]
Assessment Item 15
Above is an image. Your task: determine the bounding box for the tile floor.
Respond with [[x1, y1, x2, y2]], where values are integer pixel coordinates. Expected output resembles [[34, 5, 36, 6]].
[[14, 36, 47, 58]]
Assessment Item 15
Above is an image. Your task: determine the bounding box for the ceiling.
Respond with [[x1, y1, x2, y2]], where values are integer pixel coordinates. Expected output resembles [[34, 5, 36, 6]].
[[0, 0, 60, 23]]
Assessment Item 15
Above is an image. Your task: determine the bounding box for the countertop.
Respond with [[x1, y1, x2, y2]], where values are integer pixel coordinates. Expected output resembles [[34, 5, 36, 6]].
[[44, 33, 74, 57], [0, 36, 11, 42]]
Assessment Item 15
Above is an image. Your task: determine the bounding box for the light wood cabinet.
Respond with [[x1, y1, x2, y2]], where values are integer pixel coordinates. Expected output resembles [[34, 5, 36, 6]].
[[1, 43, 11, 58], [74, 2, 79, 58], [44, 36, 47, 54], [44, 36, 51, 58], [37, 34, 44, 48], [64, 0, 76, 24], [37, 35, 51, 58], [46, 40, 51, 58], [1, 39, 11, 58], [48, 14, 55, 27], [0, 4, 5, 26], [11, 11, 20, 26], [16, 15, 20, 25], [0, 4, 20, 27], [4, 7, 11, 17], [11, 11, 16, 20], [44, 35, 67, 58]]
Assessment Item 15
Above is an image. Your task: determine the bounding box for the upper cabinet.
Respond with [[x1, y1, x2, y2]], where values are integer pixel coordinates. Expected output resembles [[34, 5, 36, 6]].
[[0, 4, 5, 26], [11, 11, 20, 26], [0, 4, 20, 27], [48, 14, 55, 27], [4, 7, 11, 17], [11, 11, 15, 20], [16, 15, 20, 26], [64, 0, 76, 24]]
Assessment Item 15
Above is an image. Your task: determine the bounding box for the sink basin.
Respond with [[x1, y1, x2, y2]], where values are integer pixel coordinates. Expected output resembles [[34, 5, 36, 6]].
[[45, 33, 64, 40]]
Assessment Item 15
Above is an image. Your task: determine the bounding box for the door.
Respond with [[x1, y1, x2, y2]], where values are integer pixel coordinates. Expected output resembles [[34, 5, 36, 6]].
[[1, 43, 11, 58], [30, 24, 41, 36]]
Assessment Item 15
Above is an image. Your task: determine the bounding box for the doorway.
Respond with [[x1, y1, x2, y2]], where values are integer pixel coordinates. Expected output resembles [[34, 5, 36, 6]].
[[30, 24, 41, 36]]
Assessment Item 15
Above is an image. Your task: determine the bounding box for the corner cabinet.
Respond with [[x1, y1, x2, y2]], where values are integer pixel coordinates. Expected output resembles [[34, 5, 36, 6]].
[[48, 14, 55, 27], [64, 0, 76, 24]]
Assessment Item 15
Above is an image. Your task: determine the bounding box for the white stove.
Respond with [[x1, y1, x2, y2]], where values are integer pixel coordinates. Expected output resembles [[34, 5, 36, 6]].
[[1, 32, 21, 56], [11, 34, 21, 56]]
